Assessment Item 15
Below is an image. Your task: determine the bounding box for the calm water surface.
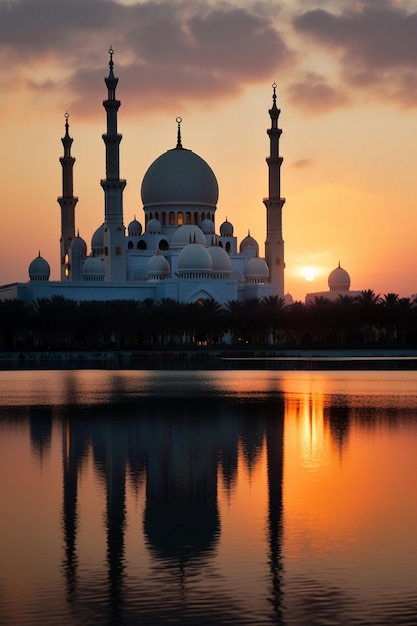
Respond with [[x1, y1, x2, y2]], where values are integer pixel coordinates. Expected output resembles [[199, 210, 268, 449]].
[[0, 369, 416, 625]]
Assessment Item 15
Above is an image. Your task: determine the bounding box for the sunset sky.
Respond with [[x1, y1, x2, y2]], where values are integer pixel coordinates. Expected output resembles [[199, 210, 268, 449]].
[[1, 0, 416, 301]]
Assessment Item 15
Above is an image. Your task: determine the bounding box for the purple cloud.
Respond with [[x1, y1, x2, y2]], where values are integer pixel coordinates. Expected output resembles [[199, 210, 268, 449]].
[[287, 73, 349, 113], [0, 0, 294, 120], [291, 158, 315, 169], [293, 4, 417, 108]]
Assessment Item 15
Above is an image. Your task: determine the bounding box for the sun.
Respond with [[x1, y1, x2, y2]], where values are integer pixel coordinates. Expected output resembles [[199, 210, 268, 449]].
[[301, 266, 318, 282]]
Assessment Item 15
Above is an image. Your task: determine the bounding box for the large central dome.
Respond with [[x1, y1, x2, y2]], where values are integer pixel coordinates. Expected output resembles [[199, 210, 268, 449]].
[[141, 147, 219, 208]]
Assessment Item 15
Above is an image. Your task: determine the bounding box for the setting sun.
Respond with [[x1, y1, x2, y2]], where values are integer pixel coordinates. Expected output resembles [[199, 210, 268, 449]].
[[301, 266, 318, 282]]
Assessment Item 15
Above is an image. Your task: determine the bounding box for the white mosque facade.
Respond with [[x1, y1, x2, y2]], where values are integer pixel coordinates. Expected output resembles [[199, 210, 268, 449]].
[[0, 50, 287, 306]]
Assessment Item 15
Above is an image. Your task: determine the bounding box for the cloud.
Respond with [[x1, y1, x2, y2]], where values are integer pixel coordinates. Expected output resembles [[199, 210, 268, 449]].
[[291, 158, 315, 170], [293, 4, 417, 109], [287, 73, 349, 114], [0, 0, 294, 120]]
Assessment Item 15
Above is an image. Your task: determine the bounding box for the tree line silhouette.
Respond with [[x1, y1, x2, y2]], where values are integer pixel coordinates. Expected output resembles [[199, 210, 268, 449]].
[[0, 290, 416, 351]]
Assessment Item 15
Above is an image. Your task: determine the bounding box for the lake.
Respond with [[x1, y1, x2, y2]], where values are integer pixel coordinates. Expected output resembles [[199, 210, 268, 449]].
[[0, 369, 416, 625]]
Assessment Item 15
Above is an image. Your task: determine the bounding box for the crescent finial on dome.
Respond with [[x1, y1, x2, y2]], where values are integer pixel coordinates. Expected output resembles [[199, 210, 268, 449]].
[[175, 116, 183, 149]]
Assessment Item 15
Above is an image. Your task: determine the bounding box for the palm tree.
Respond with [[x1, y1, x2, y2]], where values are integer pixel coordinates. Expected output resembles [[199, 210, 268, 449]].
[[225, 299, 263, 345], [33, 296, 79, 348], [380, 293, 400, 344], [306, 296, 334, 345], [0, 299, 34, 349], [286, 301, 307, 346], [354, 290, 382, 344], [188, 298, 226, 345], [333, 295, 357, 345], [154, 298, 186, 345], [261, 295, 287, 345]]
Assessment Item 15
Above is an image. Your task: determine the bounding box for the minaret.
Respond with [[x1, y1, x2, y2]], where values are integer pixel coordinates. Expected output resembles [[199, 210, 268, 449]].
[[58, 113, 78, 281], [101, 47, 127, 282], [264, 83, 285, 297]]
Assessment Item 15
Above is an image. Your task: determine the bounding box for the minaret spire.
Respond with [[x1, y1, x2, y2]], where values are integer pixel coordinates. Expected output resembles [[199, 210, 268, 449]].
[[58, 112, 78, 280], [100, 47, 127, 282], [264, 83, 286, 297]]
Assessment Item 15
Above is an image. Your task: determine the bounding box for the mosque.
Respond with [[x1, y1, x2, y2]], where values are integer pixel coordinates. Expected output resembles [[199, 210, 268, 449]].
[[0, 49, 287, 305], [305, 262, 361, 304]]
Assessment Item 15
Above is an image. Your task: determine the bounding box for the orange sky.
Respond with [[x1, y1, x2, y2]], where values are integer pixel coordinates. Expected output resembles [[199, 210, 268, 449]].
[[0, 0, 416, 301]]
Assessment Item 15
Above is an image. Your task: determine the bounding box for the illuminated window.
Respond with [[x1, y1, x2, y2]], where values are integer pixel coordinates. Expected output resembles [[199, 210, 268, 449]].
[[64, 253, 70, 277]]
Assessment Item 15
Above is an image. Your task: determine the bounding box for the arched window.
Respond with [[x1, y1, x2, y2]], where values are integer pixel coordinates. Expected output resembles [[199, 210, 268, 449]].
[[194, 212, 199, 224], [161, 212, 167, 225], [178, 212, 184, 226], [226, 242, 231, 253], [128, 241, 133, 250], [159, 239, 169, 251], [186, 212, 192, 224], [137, 240, 147, 250], [169, 211, 175, 225], [115, 246, 121, 255], [201, 212, 206, 222], [104, 246, 108, 256], [65, 253, 70, 277]]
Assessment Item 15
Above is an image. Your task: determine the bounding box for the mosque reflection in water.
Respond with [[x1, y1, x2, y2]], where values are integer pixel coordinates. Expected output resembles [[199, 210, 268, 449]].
[[10, 370, 417, 625], [33, 397, 283, 624]]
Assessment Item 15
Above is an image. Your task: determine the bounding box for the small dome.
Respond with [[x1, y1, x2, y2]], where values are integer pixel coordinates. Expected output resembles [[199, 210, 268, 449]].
[[91, 223, 105, 252], [207, 245, 232, 275], [128, 218, 142, 236], [146, 254, 170, 278], [141, 148, 218, 208], [82, 257, 105, 280], [29, 253, 50, 281], [220, 220, 234, 237], [240, 233, 259, 254], [70, 235, 87, 257], [200, 218, 215, 234], [171, 224, 207, 249], [147, 218, 161, 234], [177, 243, 213, 272], [328, 263, 350, 292], [244, 257, 269, 281]]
